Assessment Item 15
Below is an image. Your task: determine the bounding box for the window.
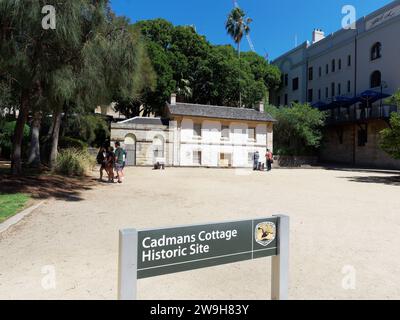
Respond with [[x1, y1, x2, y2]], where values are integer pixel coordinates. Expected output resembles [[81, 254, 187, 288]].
[[347, 80, 351, 93], [284, 74, 288, 87], [331, 59, 336, 72], [338, 83, 341, 96], [193, 123, 202, 137], [348, 55, 351, 67], [248, 127, 256, 140], [277, 96, 281, 106], [331, 82, 335, 97], [318, 89, 321, 100], [308, 67, 313, 81], [370, 70, 381, 88], [248, 152, 255, 165], [307, 89, 313, 103], [338, 59, 342, 70], [284, 94, 288, 106], [319, 66, 322, 77], [371, 42, 382, 61], [292, 77, 299, 91], [221, 125, 230, 139], [325, 87, 329, 98], [193, 151, 202, 165], [326, 64, 329, 74], [153, 136, 164, 158]]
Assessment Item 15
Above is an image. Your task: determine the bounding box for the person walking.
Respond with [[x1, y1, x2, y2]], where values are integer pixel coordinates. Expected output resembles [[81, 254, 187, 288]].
[[266, 149, 273, 172], [96, 147, 107, 181], [106, 146, 115, 183], [253, 151, 260, 171], [114, 142, 125, 184]]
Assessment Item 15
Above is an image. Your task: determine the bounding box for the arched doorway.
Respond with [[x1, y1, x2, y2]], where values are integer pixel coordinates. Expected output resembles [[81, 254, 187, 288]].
[[152, 135, 165, 163], [124, 134, 136, 166]]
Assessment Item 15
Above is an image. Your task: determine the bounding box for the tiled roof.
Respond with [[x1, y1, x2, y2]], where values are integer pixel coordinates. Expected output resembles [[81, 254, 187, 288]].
[[166, 102, 276, 122], [117, 117, 169, 125]]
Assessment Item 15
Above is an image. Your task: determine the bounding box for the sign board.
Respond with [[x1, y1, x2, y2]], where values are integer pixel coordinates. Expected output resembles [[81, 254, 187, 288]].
[[118, 215, 289, 300], [366, 4, 400, 31]]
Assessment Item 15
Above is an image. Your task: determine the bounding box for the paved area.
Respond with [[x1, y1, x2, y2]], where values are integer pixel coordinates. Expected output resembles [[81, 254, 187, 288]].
[[0, 167, 399, 300]]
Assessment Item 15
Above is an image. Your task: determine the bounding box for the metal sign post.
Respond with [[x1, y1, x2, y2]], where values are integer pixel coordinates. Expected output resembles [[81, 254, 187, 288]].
[[118, 215, 289, 300]]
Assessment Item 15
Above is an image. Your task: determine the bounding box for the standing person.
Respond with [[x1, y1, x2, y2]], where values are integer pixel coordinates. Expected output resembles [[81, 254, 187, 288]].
[[266, 149, 274, 172], [114, 142, 125, 184], [253, 151, 260, 171], [96, 147, 107, 181], [106, 146, 115, 183]]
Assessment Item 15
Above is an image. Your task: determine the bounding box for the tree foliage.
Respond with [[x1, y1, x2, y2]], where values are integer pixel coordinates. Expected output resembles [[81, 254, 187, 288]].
[[0, 1, 154, 172], [266, 103, 326, 156], [127, 18, 281, 116], [380, 91, 400, 159]]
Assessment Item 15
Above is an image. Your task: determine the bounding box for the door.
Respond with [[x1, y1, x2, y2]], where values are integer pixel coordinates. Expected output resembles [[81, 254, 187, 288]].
[[125, 144, 136, 166], [124, 134, 136, 166]]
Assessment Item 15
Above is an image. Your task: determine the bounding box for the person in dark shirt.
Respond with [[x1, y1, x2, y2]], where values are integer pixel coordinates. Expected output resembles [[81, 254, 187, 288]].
[[106, 146, 115, 183], [97, 147, 107, 181]]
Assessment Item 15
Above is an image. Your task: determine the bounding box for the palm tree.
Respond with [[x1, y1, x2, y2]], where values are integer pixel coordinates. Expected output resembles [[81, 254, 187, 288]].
[[225, 7, 252, 107]]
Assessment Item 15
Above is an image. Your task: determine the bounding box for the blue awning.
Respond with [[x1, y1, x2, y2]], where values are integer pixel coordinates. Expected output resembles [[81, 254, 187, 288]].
[[311, 101, 328, 110], [358, 90, 391, 104], [331, 96, 359, 108]]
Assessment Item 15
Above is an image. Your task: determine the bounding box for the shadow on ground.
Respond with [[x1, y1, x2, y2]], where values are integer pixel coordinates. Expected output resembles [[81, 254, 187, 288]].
[[0, 164, 99, 201], [341, 175, 400, 186]]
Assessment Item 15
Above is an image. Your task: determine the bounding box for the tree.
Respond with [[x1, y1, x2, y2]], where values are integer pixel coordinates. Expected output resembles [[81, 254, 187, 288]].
[[266, 103, 326, 156], [380, 91, 400, 159], [380, 113, 400, 159], [0, 0, 95, 173], [1, 1, 152, 171], [134, 18, 280, 112], [225, 7, 252, 107]]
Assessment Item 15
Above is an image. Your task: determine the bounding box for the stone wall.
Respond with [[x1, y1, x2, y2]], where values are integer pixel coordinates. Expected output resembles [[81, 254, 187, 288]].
[[320, 119, 400, 169], [111, 123, 173, 166], [273, 156, 319, 168]]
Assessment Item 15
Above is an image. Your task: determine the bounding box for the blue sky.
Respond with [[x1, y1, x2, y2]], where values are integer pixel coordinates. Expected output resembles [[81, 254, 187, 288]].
[[111, 0, 393, 60]]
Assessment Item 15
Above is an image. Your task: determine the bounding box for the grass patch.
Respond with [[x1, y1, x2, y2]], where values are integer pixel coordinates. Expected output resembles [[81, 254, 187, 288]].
[[0, 193, 30, 223]]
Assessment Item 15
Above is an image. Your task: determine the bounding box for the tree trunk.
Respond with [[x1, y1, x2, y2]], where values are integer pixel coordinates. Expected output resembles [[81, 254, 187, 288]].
[[27, 111, 42, 167], [11, 91, 30, 175], [238, 41, 242, 108], [49, 111, 62, 168]]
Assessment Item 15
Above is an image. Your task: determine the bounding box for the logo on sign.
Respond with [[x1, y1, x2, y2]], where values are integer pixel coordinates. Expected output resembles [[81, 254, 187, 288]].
[[255, 222, 276, 247]]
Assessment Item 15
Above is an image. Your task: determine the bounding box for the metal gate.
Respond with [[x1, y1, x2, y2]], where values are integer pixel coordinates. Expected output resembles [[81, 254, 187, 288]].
[[125, 144, 136, 166]]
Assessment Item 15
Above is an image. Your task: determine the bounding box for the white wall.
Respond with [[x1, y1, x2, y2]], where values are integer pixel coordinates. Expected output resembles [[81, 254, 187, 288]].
[[179, 118, 270, 167]]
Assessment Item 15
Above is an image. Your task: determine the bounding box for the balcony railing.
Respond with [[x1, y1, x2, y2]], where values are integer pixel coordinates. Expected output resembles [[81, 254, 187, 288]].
[[325, 104, 398, 125]]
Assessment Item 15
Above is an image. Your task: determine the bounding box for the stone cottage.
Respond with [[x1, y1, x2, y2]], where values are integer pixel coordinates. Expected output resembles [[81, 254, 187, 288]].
[[110, 94, 275, 167]]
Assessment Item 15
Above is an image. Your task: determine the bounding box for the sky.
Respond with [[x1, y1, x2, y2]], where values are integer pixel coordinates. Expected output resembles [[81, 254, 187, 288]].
[[111, 0, 394, 60]]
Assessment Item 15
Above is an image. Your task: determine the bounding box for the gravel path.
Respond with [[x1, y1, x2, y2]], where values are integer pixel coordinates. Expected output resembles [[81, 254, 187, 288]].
[[0, 167, 399, 299]]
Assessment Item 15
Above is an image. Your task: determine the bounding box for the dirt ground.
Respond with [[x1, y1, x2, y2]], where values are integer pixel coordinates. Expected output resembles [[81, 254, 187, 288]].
[[0, 167, 399, 300]]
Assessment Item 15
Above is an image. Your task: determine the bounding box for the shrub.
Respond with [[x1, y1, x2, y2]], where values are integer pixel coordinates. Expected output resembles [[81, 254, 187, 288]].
[[54, 148, 96, 176], [266, 103, 326, 156], [380, 112, 400, 159], [0, 121, 30, 159], [59, 136, 88, 150]]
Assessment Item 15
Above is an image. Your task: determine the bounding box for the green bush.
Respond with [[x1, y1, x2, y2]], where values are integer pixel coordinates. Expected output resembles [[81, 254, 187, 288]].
[[0, 120, 30, 159], [59, 136, 88, 150], [380, 112, 400, 159], [54, 148, 96, 176], [266, 103, 326, 156]]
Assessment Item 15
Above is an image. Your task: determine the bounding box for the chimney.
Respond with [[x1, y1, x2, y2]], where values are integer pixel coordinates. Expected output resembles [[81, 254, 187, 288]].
[[258, 100, 264, 113], [170, 93, 177, 105], [312, 29, 325, 44]]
